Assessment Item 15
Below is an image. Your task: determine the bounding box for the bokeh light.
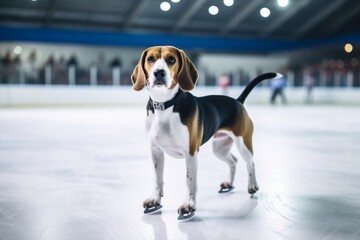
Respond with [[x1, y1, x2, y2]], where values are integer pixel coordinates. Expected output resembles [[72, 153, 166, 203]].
[[209, 6, 219, 15], [160, 2, 171, 11], [344, 43, 353, 53], [260, 7, 271, 18]]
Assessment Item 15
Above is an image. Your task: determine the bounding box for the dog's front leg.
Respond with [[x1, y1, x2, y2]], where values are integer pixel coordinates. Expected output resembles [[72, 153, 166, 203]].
[[143, 145, 164, 208], [178, 154, 198, 215]]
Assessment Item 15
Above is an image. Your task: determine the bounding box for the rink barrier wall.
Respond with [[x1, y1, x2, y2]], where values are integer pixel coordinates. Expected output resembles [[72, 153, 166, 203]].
[[0, 85, 359, 107]]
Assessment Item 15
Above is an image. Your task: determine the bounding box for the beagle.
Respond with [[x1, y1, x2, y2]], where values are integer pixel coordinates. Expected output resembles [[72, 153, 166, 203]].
[[131, 46, 278, 220]]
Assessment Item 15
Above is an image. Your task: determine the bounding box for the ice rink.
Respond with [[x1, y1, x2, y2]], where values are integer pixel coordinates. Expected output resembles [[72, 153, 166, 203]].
[[0, 105, 360, 240]]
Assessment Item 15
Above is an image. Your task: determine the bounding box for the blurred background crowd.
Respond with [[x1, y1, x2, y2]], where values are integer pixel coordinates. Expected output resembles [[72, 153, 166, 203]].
[[1, 44, 359, 89]]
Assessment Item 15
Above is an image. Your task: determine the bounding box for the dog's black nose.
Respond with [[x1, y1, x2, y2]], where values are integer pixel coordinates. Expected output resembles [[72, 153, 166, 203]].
[[154, 69, 166, 80]]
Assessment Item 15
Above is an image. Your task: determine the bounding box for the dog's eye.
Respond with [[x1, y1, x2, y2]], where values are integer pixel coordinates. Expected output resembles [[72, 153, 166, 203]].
[[167, 56, 176, 64], [147, 56, 154, 63]]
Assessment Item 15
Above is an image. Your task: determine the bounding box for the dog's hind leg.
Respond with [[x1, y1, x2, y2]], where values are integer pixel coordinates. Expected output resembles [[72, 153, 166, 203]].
[[212, 132, 238, 193], [234, 131, 259, 196]]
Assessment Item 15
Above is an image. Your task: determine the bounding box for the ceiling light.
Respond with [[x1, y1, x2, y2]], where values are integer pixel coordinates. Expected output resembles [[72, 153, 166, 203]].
[[209, 6, 219, 15], [160, 2, 171, 11], [260, 7, 271, 18], [277, 0, 289, 7], [13, 46, 22, 55], [223, 0, 234, 7], [171, 0, 180, 3], [344, 43, 353, 53]]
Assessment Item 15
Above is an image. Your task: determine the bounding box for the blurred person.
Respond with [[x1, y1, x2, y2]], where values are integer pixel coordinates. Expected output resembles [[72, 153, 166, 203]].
[[67, 54, 78, 84], [97, 53, 111, 85], [1, 50, 13, 83], [23, 50, 39, 84], [89, 61, 97, 85], [54, 56, 67, 84], [270, 75, 287, 105], [67, 54, 78, 67], [13, 55, 24, 84], [45, 55, 55, 66], [43, 55, 55, 84], [110, 57, 122, 68], [110, 57, 122, 85], [1, 50, 12, 65], [219, 73, 230, 95], [303, 69, 315, 104]]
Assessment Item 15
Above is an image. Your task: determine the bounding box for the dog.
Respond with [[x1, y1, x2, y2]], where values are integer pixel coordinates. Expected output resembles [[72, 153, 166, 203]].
[[131, 46, 278, 220]]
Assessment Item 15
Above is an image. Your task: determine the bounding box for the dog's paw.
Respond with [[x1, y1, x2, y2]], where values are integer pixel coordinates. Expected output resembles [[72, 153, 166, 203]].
[[143, 198, 161, 208], [248, 182, 259, 194], [220, 181, 234, 189], [248, 169, 259, 195], [219, 181, 235, 193], [177, 203, 196, 215]]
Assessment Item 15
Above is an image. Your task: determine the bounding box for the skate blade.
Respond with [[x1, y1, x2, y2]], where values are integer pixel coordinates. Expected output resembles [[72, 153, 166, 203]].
[[177, 211, 195, 222], [144, 204, 162, 214], [218, 186, 234, 194]]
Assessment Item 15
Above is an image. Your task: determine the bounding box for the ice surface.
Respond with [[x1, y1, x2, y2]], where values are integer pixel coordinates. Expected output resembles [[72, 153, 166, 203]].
[[0, 105, 360, 240]]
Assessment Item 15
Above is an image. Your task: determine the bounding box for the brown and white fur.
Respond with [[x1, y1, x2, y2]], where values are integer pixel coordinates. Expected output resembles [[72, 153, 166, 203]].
[[131, 46, 278, 216]]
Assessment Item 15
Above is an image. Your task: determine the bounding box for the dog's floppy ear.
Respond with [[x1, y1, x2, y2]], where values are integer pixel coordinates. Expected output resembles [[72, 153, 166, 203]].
[[177, 50, 199, 91], [131, 49, 148, 91]]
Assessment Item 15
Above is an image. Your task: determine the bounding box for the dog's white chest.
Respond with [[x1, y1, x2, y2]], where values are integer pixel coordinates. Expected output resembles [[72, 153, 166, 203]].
[[147, 110, 189, 158]]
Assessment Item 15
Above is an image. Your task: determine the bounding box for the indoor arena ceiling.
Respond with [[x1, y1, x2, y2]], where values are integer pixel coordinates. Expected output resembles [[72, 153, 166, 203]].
[[0, 0, 359, 41]]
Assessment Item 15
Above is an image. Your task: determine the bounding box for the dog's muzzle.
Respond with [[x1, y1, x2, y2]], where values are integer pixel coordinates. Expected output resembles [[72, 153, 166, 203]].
[[153, 69, 167, 86]]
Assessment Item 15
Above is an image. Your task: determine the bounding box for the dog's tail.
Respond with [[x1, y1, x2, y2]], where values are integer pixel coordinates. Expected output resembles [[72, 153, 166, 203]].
[[237, 72, 282, 104]]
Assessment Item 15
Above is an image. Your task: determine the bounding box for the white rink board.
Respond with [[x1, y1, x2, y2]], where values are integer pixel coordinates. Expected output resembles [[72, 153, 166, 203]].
[[1, 85, 360, 107]]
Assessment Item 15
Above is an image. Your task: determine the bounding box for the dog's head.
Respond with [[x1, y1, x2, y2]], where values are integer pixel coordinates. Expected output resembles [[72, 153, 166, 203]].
[[131, 46, 198, 92]]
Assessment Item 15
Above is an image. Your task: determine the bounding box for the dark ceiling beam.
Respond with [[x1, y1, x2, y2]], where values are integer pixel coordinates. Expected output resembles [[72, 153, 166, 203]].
[[0, 7, 125, 24], [324, 3, 360, 34], [122, 0, 148, 29], [260, 0, 310, 37], [293, 0, 348, 37], [172, 0, 207, 33], [219, 0, 261, 35]]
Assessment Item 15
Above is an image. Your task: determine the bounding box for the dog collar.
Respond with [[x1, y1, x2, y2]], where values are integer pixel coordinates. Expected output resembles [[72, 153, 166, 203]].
[[149, 90, 184, 111]]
